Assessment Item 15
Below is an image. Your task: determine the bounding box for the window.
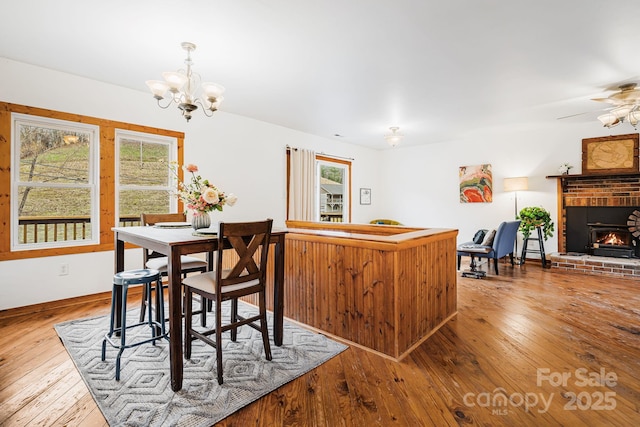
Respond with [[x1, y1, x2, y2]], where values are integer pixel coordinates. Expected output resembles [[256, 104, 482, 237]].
[[116, 130, 176, 225], [11, 114, 100, 250], [316, 156, 351, 222], [0, 102, 185, 261]]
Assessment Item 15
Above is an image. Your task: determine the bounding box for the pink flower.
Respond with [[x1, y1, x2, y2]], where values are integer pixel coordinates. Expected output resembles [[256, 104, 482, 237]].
[[163, 161, 236, 214]]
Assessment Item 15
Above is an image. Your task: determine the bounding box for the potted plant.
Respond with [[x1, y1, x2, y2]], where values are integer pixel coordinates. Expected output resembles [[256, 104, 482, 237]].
[[518, 206, 554, 240]]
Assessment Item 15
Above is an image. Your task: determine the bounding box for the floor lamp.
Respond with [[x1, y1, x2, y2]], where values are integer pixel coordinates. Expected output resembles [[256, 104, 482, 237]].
[[503, 177, 529, 263]]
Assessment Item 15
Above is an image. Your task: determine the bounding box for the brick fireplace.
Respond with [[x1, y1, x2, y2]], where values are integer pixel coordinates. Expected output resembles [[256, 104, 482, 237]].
[[549, 173, 640, 279]]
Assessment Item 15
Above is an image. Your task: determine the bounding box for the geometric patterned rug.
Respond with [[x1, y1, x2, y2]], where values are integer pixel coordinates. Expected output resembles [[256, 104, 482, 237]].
[[55, 301, 348, 426]]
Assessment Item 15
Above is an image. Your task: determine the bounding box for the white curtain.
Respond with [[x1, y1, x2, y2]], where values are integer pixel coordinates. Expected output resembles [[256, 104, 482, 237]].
[[288, 148, 316, 221]]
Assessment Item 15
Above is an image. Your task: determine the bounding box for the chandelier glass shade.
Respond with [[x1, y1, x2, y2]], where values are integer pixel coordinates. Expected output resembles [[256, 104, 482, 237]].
[[594, 83, 640, 129], [146, 42, 224, 122], [384, 126, 403, 147]]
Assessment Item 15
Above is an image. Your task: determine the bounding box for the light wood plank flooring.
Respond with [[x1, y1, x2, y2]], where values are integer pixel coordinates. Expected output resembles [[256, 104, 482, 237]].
[[1, 261, 639, 426]]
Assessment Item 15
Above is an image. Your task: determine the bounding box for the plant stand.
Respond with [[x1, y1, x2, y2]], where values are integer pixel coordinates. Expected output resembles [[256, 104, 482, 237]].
[[520, 226, 547, 268]]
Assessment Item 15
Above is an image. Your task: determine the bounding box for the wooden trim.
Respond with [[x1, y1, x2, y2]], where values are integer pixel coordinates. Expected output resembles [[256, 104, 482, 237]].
[[0, 108, 12, 256], [555, 178, 565, 253], [285, 149, 291, 220], [0, 102, 184, 261]]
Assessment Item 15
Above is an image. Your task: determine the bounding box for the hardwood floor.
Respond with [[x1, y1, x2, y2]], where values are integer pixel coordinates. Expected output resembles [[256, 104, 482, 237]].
[[1, 261, 639, 426]]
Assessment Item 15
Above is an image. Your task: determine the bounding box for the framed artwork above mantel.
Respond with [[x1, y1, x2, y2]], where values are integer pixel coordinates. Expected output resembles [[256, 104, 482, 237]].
[[581, 133, 639, 175]]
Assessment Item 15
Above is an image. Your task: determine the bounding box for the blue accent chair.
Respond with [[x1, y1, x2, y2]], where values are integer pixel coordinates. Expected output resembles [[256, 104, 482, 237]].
[[457, 220, 521, 275]]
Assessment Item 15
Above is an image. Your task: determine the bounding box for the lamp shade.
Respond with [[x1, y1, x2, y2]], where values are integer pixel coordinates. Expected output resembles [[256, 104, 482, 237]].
[[597, 112, 620, 128], [503, 177, 529, 192]]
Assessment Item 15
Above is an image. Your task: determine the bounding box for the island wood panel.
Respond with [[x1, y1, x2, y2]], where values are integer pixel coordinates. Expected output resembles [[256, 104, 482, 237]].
[[284, 238, 397, 356], [395, 237, 458, 355], [283, 224, 458, 360]]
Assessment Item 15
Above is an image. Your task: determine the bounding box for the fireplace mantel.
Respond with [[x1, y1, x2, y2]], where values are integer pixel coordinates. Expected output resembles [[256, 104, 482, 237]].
[[546, 172, 640, 180]]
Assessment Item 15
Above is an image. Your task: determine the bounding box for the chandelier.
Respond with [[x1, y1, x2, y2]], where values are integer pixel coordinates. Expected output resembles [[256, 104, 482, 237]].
[[145, 42, 224, 122], [597, 106, 640, 129], [384, 126, 403, 147], [594, 83, 640, 129]]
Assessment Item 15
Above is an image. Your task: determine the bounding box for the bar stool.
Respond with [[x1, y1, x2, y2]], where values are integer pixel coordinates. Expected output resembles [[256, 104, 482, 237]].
[[101, 268, 168, 380]]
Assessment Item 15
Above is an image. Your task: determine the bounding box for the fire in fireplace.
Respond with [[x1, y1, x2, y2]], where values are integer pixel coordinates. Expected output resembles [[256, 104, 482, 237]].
[[588, 223, 636, 258], [566, 207, 640, 259]]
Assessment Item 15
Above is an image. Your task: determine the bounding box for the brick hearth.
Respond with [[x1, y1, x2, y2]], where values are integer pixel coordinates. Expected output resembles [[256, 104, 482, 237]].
[[550, 253, 640, 279]]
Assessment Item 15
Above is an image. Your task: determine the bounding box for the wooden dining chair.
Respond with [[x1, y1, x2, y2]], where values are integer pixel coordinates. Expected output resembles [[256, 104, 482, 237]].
[[182, 219, 273, 385], [139, 213, 209, 325]]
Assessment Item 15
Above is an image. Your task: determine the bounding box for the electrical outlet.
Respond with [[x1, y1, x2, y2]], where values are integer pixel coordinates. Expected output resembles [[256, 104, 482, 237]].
[[59, 263, 69, 276]]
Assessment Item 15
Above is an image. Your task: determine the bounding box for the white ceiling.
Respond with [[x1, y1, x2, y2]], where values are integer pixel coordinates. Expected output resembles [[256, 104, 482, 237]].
[[2, 0, 640, 149]]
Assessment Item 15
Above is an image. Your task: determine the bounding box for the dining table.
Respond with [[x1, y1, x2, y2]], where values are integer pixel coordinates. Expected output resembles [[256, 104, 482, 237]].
[[112, 224, 287, 392]]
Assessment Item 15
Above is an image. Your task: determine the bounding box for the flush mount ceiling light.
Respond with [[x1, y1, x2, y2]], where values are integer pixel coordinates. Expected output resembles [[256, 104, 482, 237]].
[[384, 126, 403, 147], [593, 83, 640, 129], [146, 42, 225, 122]]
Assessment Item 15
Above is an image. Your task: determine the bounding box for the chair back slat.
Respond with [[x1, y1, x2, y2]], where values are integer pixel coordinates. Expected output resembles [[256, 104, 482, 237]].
[[140, 213, 188, 260], [217, 220, 273, 290], [140, 212, 187, 226]]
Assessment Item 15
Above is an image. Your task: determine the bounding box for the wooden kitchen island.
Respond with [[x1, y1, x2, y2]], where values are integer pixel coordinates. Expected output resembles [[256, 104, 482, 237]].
[[284, 221, 458, 360]]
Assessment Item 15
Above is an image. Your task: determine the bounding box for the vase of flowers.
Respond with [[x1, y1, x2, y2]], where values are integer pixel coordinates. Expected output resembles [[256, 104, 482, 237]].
[[558, 163, 573, 175], [165, 161, 237, 230]]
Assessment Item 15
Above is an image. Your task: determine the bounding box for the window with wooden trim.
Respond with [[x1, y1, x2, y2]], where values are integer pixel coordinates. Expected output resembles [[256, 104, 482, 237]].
[[0, 102, 184, 261], [317, 157, 351, 222], [11, 114, 100, 250], [285, 148, 352, 222], [116, 130, 176, 225]]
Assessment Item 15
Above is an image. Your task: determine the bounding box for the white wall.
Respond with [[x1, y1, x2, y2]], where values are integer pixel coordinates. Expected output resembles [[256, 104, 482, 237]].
[[0, 58, 381, 310], [0, 58, 630, 310], [377, 120, 622, 253]]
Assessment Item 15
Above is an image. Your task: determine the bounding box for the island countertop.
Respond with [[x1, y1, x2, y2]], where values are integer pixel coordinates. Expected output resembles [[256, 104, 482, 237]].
[[285, 220, 457, 249]]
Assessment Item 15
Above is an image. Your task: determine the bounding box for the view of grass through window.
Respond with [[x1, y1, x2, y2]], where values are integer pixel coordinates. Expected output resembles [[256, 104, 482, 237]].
[[117, 136, 172, 219], [16, 122, 95, 245], [15, 121, 175, 246]]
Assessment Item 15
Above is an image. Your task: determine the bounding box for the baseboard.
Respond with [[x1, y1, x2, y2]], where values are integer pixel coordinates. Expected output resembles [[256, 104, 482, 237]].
[[0, 288, 143, 320]]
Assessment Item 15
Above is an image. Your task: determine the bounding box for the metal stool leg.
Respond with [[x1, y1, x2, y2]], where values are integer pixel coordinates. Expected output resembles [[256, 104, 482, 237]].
[[115, 284, 130, 381], [103, 269, 167, 381], [101, 284, 118, 362], [156, 278, 167, 338], [144, 281, 156, 343]]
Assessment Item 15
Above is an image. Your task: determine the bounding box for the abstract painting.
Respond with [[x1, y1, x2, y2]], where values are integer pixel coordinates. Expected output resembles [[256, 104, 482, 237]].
[[459, 164, 492, 203]]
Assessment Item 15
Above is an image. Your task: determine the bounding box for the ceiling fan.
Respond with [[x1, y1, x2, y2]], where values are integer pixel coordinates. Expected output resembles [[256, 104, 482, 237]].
[[557, 82, 640, 129], [591, 83, 640, 128]]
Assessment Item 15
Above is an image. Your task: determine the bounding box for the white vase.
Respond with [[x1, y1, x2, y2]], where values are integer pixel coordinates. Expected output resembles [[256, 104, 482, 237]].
[[191, 212, 211, 230]]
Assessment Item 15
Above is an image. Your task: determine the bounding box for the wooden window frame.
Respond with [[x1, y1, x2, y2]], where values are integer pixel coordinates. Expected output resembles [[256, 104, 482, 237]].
[[115, 129, 178, 221], [0, 102, 185, 261], [11, 114, 100, 251], [285, 149, 352, 222], [316, 155, 352, 223]]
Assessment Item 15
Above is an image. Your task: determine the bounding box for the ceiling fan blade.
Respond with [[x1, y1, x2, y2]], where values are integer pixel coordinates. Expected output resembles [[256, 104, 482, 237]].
[[557, 111, 594, 120], [556, 111, 589, 120]]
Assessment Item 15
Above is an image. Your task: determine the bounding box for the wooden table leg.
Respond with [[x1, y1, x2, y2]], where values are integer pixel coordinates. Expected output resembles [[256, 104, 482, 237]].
[[273, 235, 285, 346], [168, 249, 184, 391]]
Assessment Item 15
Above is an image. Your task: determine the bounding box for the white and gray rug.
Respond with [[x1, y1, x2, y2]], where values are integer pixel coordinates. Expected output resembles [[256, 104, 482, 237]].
[[55, 301, 347, 426]]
